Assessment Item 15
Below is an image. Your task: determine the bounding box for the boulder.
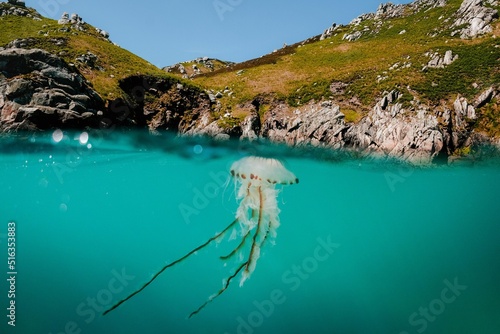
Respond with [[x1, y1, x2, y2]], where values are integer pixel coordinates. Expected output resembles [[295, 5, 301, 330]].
[[58, 12, 70, 25], [475, 86, 496, 108]]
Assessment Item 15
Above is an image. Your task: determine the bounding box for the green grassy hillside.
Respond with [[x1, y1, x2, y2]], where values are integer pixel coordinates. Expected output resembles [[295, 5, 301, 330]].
[[0, 3, 179, 100], [1, 1, 499, 137], [190, 0, 500, 135]]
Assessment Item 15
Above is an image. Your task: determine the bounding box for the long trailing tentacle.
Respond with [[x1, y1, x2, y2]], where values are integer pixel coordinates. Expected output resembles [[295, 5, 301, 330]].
[[220, 230, 251, 260], [220, 207, 255, 261], [102, 218, 239, 316], [188, 261, 248, 318]]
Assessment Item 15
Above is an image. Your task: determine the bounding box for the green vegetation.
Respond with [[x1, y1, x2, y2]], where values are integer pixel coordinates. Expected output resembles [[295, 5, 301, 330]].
[[477, 100, 500, 137], [415, 42, 500, 102], [192, 0, 499, 137], [0, 10, 185, 100], [286, 80, 332, 107], [1, 0, 499, 138], [343, 109, 364, 124]]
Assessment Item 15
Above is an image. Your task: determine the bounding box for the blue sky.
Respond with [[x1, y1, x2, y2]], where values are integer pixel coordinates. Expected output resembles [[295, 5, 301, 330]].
[[29, 0, 410, 67]]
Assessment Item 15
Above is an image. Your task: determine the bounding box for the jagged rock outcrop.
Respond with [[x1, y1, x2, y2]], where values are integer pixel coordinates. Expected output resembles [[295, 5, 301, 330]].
[[1, 1, 40, 19], [375, 2, 406, 18], [451, 0, 498, 38], [0, 48, 105, 131], [57, 11, 111, 40], [322, 0, 498, 43], [423, 50, 458, 70], [344, 93, 444, 163], [320, 24, 339, 40], [115, 75, 215, 134], [222, 86, 497, 163], [323, 0, 449, 43], [261, 101, 348, 149]]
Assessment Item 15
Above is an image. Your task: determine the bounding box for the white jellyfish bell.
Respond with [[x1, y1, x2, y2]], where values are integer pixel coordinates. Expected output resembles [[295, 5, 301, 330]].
[[103, 156, 298, 318]]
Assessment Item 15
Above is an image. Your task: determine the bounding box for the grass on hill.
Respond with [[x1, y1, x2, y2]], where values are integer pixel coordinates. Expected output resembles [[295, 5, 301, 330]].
[[192, 0, 499, 128], [1, 1, 499, 136], [0, 7, 190, 101]]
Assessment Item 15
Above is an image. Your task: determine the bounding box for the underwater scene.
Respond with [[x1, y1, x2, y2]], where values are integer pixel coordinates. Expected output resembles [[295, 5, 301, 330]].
[[0, 130, 499, 334]]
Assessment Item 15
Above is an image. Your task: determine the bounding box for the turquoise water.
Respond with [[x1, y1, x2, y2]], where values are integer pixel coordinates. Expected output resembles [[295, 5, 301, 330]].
[[0, 130, 499, 334]]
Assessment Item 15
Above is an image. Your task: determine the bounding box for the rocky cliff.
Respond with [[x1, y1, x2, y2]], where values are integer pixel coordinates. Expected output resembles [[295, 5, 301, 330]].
[[1, 0, 499, 163], [0, 48, 105, 131], [178, 0, 500, 163]]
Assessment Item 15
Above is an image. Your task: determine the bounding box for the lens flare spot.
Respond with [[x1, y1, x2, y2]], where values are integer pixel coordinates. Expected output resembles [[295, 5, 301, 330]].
[[79, 132, 89, 145], [52, 129, 63, 143]]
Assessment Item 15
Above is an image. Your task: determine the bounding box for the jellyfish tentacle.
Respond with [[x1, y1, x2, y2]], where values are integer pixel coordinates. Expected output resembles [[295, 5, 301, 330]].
[[102, 218, 239, 316], [220, 231, 251, 261], [220, 208, 256, 260], [239, 186, 268, 285], [188, 261, 248, 319]]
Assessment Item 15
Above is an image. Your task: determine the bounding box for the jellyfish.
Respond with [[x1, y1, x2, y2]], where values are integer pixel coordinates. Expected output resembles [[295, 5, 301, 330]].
[[103, 156, 298, 318]]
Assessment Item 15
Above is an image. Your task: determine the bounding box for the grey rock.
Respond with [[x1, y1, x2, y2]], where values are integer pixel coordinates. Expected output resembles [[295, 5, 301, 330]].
[[320, 23, 338, 40], [454, 94, 476, 120], [75, 52, 99, 69], [442, 50, 457, 65], [208, 93, 217, 103], [425, 50, 458, 69], [100, 30, 110, 38], [451, 0, 498, 38], [5, 38, 37, 49], [58, 12, 70, 25], [0, 2, 34, 17], [475, 86, 496, 108], [343, 31, 362, 42], [215, 133, 230, 141], [0, 48, 104, 131], [240, 112, 260, 141], [262, 103, 347, 148], [376, 2, 406, 19]]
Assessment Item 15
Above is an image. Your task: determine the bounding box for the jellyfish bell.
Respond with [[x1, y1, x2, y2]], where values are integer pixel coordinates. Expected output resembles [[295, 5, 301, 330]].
[[230, 156, 299, 186], [103, 156, 298, 318]]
